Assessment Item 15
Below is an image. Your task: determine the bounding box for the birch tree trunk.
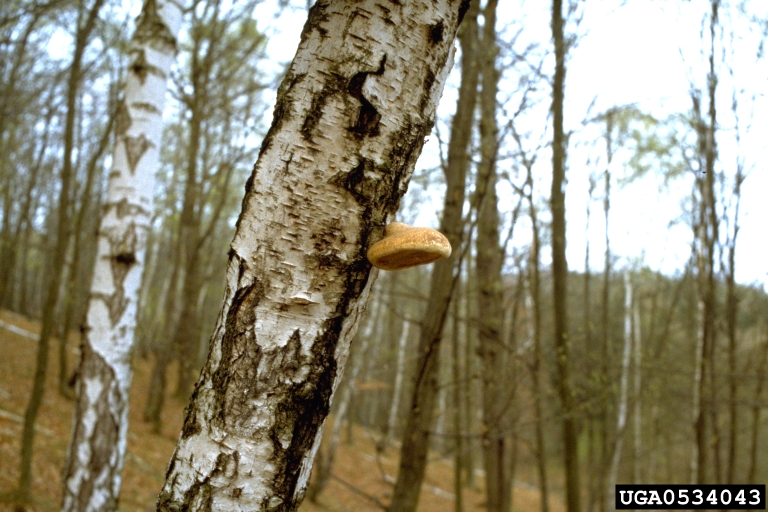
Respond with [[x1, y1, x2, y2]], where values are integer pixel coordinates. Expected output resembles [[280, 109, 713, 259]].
[[157, 2, 464, 509], [607, 272, 632, 508], [61, 0, 183, 509]]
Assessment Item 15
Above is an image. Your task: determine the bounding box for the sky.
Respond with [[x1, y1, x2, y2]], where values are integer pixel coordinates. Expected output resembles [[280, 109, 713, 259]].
[[254, 0, 768, 289], [47, 0, 766, 287]]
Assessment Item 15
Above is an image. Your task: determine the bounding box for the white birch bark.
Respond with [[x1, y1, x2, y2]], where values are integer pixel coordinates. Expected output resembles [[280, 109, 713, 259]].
[[61, 1, 183, 510], [607, 272, 633, 509], [157, 1, 465, 509], [632, 294, 642, 483]]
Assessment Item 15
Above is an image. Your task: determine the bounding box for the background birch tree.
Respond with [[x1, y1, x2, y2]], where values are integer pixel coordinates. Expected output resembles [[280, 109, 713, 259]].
[[60, 0, 183, 509]]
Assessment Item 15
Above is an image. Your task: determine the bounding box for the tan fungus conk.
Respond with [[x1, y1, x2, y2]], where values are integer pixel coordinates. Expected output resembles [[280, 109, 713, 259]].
[[367, 222, 452, 271]]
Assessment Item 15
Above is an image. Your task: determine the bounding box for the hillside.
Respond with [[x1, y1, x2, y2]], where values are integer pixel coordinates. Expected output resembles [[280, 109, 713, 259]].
[[0, 309, 560, 512]]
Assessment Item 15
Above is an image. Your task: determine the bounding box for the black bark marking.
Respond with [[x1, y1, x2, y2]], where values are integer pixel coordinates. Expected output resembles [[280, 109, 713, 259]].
[[129, 49, 150, 84], [131, 101, 161, 114], [134, 0, 177, 51], [268, 327, 337, 510], [235, 162, 258, 234], [310, 223, 347, 270], [177, 269, 267, 442], [458, 0, 472, 25], [346, 55, 386, 139], [329, 159, 368, 205], [300, 1, 330, 40], [375, 4, 394, 24], [124, 134, 150, 173], [215, 278, 266, 425], [278, 152, 294, 177], [332, 116, 430, 215], [300, 75, 343, 142], [67, 343, 121, 512], [386, 120, 433, 201], [429, 21, 445, 44], [267, 194, 382, 507], [93, 219, 140, 325], [103, 251, 135, 324], [419, 68, 437, 112], [115, 252, 137, 265], [177, 465, 215, 512], [115, 100, 131, 137]]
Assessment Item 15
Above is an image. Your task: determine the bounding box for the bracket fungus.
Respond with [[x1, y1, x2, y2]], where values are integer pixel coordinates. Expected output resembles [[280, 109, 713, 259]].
[[367, 222, 452, 271]]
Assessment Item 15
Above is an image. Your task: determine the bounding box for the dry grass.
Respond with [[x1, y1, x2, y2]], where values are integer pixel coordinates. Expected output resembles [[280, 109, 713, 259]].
[[0, 309, 562, 511]]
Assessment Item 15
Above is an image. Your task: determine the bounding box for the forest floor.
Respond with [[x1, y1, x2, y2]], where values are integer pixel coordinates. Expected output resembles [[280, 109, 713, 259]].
[[0, 309, 563, 512]]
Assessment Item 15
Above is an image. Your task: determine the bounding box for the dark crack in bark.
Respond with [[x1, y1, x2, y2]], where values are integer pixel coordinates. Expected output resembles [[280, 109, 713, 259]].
[[125, 134, 151, 173]]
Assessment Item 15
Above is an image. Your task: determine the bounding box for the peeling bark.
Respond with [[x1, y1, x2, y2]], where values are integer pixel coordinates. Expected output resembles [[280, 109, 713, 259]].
[[61, 0, 183, 509], [157, 1, 464, 510]]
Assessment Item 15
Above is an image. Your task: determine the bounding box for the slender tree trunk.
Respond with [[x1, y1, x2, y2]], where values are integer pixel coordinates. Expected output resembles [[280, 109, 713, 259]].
[[0, 10, 49, 295], [464, 255, 477, 489], [158, 3, 464, 509], [632, 292, 642, 484], [584, 175, 596, 512], [598, 112, 613, 512], [0, 98, 52, 309], [452, 273, 465, 512], [61, 1, 182, 509], [607, 273, 632, 504], [58, 110, 116, 398], [15, 0, 106, 505], [435, 347, 448, 454], [747, 336, 768, 484], [144, 221, 183, 429], [172, 88, 205, 398], [476, 2, 505, 506], [725, 171, 743, 486], [386, 317, 410, 444], [501, 271, 522, 512], [691, 1, 720, 484], [389, 1, 478, 509], [529, 202, 549, 512], [551, 1, 581, 511]]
